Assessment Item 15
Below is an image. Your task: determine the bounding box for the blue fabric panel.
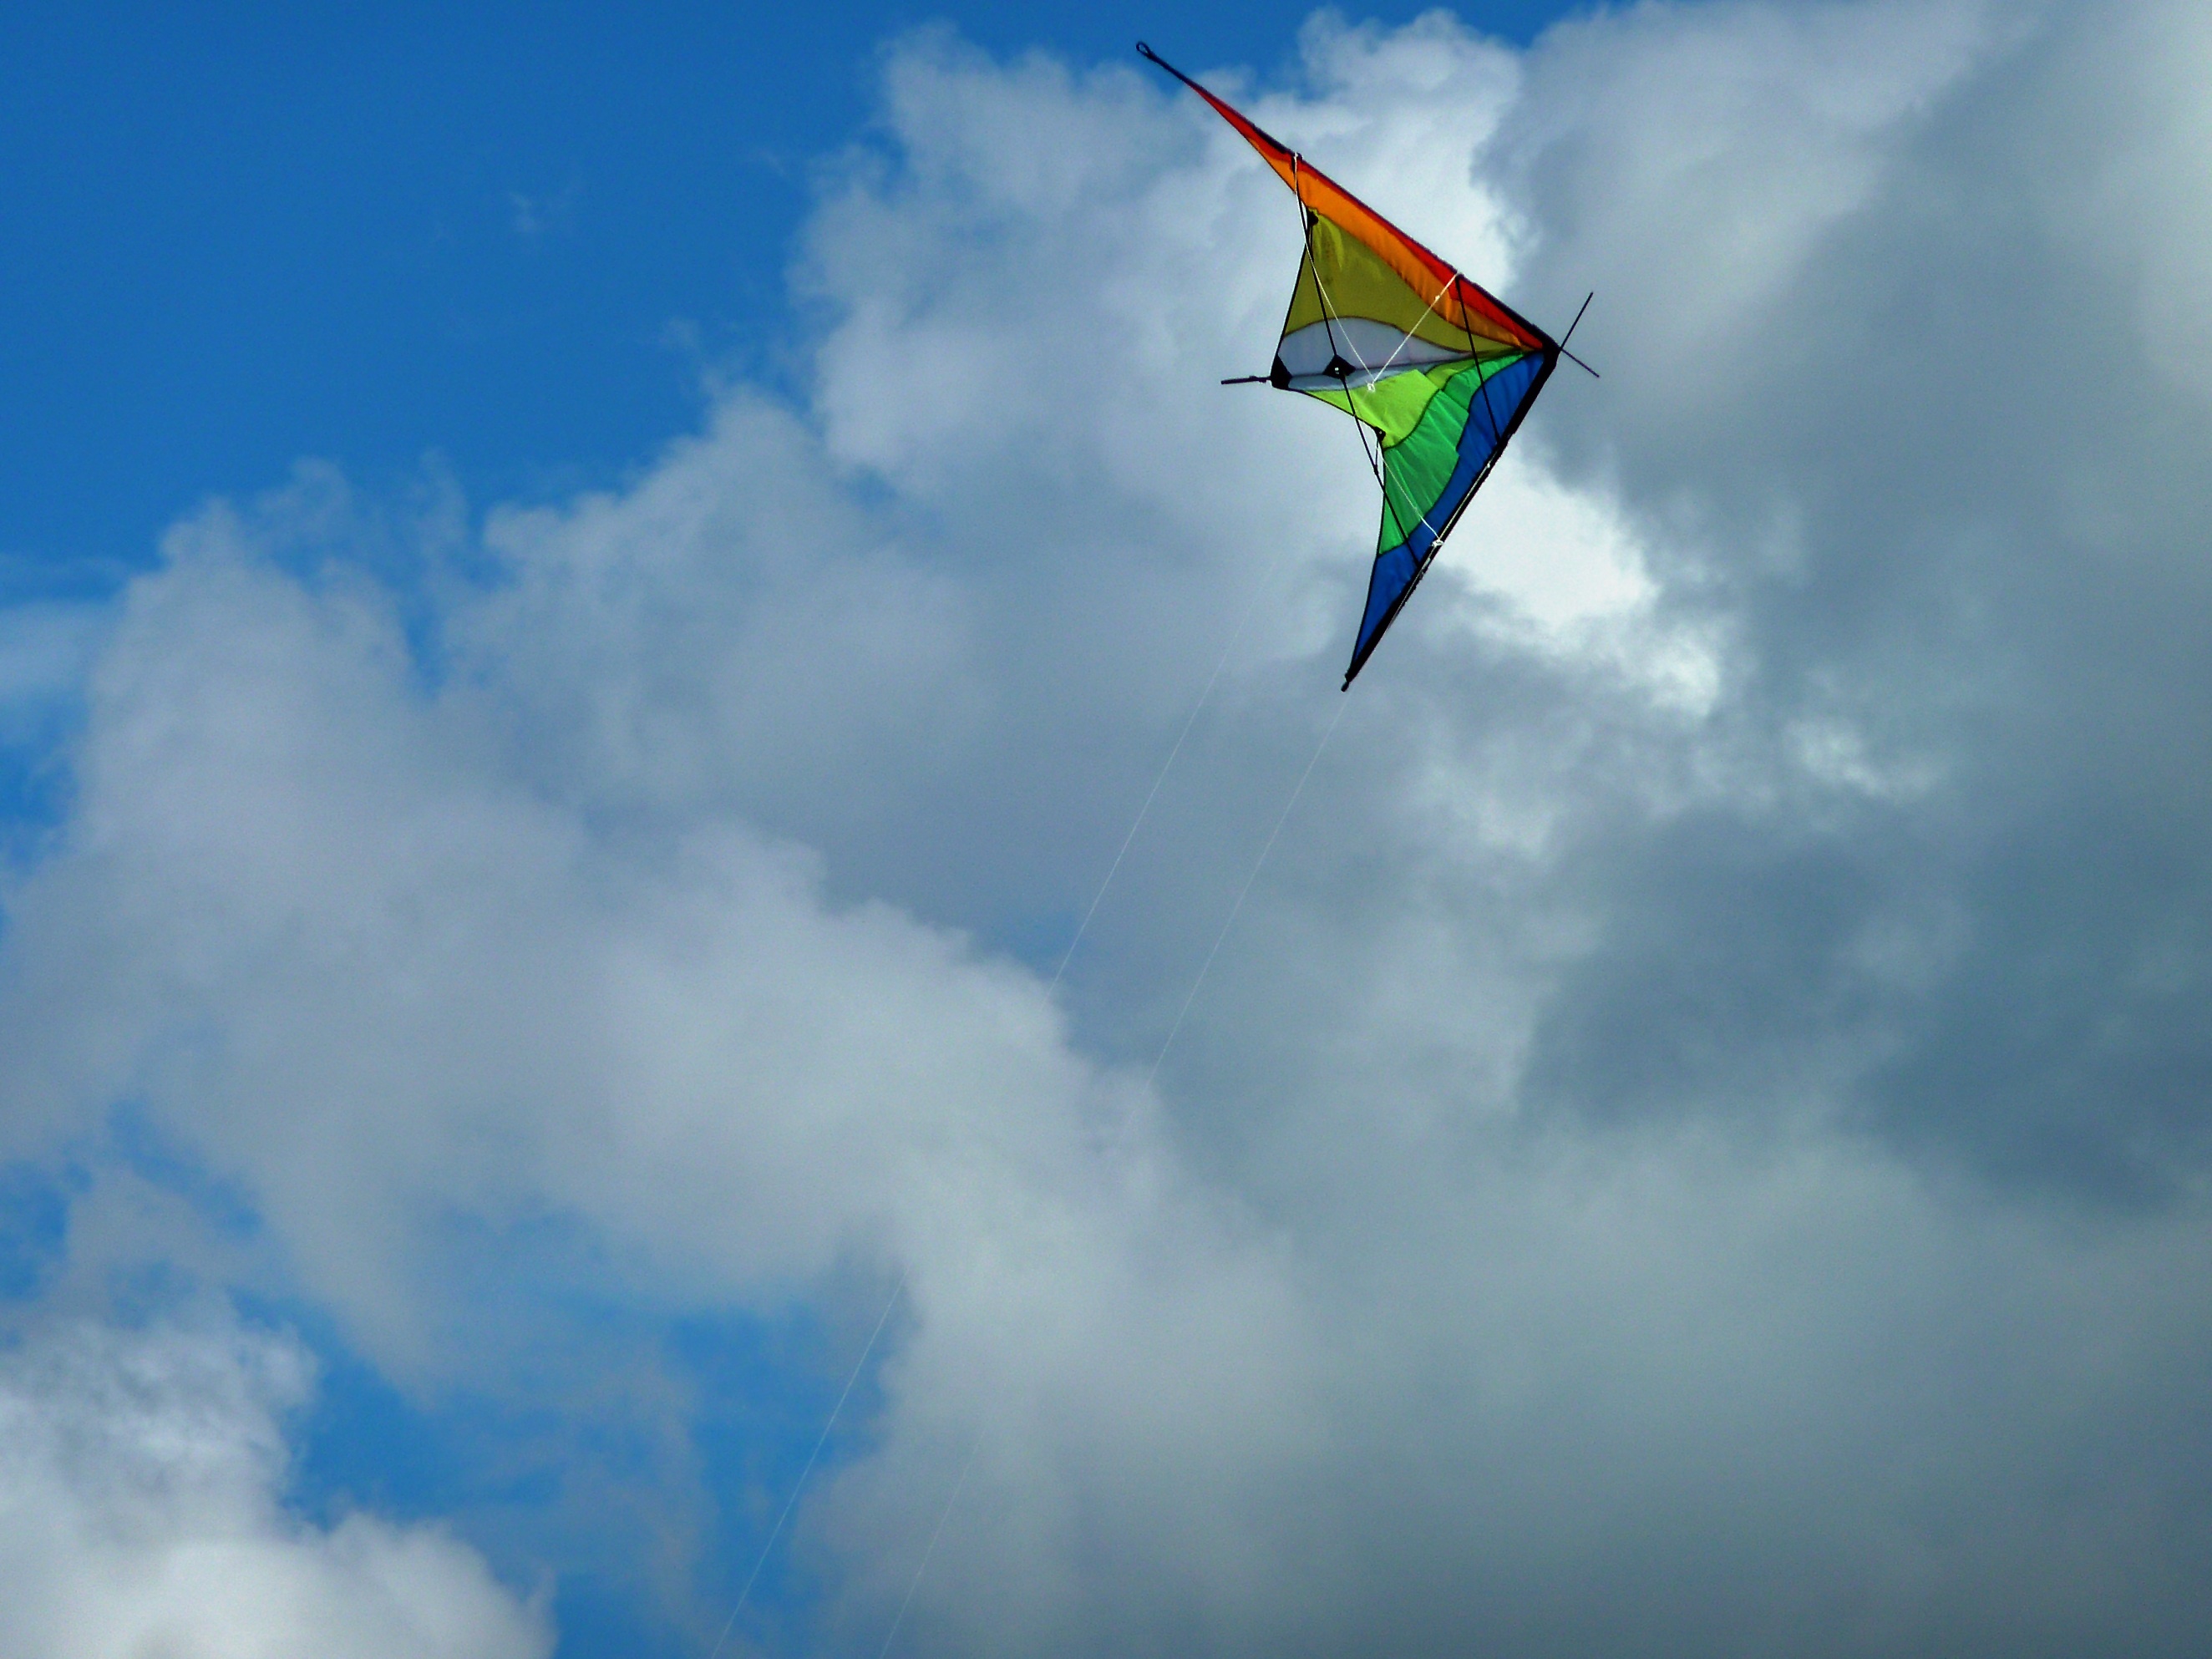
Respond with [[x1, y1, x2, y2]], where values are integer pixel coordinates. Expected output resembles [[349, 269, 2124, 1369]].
[[1349, 350, 1547, 673], [1352, 542, 1422, 671]]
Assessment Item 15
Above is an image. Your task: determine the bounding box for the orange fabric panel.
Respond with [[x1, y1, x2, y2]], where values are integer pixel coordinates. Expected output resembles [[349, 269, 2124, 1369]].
[[1190, 81, 1547, 354]]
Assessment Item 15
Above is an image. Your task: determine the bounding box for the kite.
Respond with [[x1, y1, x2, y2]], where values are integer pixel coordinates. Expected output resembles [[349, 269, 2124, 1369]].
[[1139, 43, 1589, 687]]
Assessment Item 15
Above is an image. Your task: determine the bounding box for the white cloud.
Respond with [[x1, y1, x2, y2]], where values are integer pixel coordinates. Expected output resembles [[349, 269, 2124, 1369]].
[[1498, 0, 1996, 393], [0, 1319, 549, 1659]]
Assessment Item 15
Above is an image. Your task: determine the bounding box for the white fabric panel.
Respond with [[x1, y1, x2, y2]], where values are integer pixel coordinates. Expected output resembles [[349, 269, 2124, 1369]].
[[1276, 318, 1469, 389]]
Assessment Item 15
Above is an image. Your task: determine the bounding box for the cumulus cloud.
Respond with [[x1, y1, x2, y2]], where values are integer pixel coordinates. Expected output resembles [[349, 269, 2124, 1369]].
[[3, 2, 2212, 1655], [1500, 0, 2212, 1192], [0, 1319, 549, 1659]]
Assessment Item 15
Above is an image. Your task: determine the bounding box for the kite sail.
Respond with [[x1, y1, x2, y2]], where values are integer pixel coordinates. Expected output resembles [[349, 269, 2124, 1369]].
[[1139, 43, 1562, 687]]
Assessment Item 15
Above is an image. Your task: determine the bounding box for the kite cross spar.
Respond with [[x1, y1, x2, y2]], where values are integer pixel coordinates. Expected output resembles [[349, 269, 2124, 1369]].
[[1139, 42, 1593, 687]]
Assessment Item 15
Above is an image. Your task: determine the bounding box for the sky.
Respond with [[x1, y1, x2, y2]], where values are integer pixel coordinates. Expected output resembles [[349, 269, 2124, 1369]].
[[0, 0, 1565, 579], [4, 1, 2212, 1656]]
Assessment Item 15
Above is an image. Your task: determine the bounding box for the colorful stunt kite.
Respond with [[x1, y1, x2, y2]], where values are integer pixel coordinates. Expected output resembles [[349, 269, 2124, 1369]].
[[1139, 43, 1570, 687]]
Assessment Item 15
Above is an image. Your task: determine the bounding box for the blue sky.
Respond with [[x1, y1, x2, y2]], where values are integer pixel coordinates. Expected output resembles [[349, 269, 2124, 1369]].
[[1, 2, 1568, 577], [8, 2, 2212, 1656]]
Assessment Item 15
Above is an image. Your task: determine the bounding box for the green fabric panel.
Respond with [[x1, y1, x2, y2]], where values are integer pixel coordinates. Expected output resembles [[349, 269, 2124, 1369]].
[[1296, 351, 1532, 550], [1377, 374, 1471, 548], [1303, 362, 1454, 444], [1301, 350, 1528, 446], [1356, 361, 1464, 444], [1330, 378, 1462, 549], [1374, 350, 1531, 551], [1283, 216, 1472, 358]]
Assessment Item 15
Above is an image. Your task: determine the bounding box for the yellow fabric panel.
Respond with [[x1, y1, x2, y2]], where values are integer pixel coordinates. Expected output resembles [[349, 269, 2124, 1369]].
[[1283, 216, 1474, 358]]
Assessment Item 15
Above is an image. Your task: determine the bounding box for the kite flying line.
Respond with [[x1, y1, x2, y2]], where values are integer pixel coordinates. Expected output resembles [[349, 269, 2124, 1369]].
[[1147, 690, 1348, 1088], [715, 43, 1603, 1655], [708, 600, 1260, 1659], [873, 1438, 977, 1659], [1048, 586, 1260, 993], [705, 1272, 906, 1659], [871, 685, 1347, 1659], [870, 42, 1596, 1650], [703, 565, 1276, 1659]]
